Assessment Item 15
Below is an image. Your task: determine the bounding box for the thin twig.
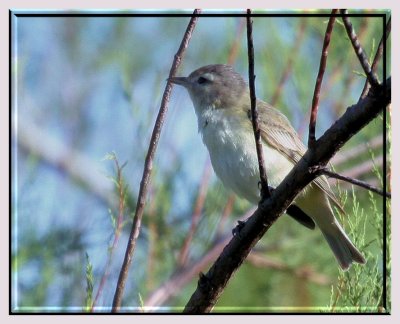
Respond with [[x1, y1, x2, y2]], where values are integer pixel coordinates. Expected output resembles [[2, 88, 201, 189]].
[[319, 168, 390, 198], [111, 9, 201, 312], [270, 19, 307, 106], [338, 177, 379, 190], [308, 9, 338, 147], [359, 16, 391, 100], [341, 9, 380, 89], [321, 17, 369, 105], [330, 15, 368, 116], [246, 9, 270, 200]]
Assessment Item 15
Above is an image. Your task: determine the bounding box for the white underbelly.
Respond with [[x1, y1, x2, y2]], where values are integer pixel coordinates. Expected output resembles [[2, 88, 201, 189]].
[[200, 111, 293, 204]]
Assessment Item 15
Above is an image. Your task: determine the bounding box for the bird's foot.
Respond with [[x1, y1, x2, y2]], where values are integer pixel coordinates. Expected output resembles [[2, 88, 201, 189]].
[[232, 220, 246, 237]]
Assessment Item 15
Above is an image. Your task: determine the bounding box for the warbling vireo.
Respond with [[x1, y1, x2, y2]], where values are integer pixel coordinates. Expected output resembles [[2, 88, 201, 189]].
[[170, 64, 365, 270]]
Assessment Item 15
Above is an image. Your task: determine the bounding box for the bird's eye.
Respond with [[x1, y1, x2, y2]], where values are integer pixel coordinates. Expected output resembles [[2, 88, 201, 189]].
[[197, 76, 208, 84]]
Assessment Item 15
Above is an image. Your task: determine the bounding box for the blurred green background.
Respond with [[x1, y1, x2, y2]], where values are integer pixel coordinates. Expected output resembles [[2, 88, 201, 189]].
[[11, 10, 391, 313]]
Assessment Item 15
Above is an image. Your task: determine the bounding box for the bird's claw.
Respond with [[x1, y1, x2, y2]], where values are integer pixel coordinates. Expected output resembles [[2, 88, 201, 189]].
[[232, 220, 246, 237]]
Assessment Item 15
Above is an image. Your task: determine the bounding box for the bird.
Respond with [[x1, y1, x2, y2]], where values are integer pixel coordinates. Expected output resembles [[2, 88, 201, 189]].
[[169, 64, 365, 270]]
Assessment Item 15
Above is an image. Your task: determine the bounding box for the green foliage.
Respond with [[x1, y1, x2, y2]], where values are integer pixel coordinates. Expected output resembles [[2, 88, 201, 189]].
[[327, 109, 390, 313], [138, 292, 145, 312], [328, 175, 388, 312], [84, 253, 94, 312], [329, 190, 380, 312], [384, 198, 391, 313]]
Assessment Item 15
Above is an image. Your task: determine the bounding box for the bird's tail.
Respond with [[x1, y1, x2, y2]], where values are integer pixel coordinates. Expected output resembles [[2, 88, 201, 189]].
[[320, 219, 366, 271], [295, 185, 366, 270]]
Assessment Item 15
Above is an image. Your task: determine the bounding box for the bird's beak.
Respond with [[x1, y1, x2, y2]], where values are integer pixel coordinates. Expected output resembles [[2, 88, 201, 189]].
[[168, 76, 190, 88]]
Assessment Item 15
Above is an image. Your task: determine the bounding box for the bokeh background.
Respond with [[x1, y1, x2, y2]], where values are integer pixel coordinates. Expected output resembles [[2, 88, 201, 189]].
[[11, 10, 391, 312]]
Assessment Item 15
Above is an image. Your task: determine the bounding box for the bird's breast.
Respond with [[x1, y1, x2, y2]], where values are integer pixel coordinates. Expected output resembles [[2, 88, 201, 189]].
[[197, 108, 293, 203]]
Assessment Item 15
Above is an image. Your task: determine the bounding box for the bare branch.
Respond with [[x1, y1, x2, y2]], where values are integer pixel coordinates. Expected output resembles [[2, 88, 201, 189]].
[[341, 9, 380, 89], [319, 167, 390, 198], [246, 9, 270, 199], [308, 9, 338, 147], [183, 78, 390, 313], [111, 9, 201, 312], [321, 17, 369, 105], [360, 16, 391, 100]]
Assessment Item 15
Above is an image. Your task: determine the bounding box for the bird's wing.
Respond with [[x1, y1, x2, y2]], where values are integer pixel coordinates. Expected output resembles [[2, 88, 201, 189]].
[[257, 101, 344, 213]]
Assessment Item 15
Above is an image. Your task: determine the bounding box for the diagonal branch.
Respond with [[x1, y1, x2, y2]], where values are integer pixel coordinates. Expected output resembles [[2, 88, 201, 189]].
[[183, 78, 390, 313], [359, 16, 391, 100], [308, 9, 338, 147], [246, 9, 270, 200], [111, 9, 201, 312], [341, 9, 380, 89], [318, 167, 390, 198]]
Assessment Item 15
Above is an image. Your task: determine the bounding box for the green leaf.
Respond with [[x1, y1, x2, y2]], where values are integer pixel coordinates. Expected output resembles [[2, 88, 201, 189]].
[[84, 252, 94, 312]]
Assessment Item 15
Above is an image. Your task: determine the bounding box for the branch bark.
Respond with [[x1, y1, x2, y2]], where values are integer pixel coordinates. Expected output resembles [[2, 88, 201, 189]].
[[320, 168, 390, 198], [341, 10, 380, 89], [183, 78, 390, 313], [111, 9, 201, 311], [308, 9, 338, 147], [359, 16, 391, 100], [246, 9, 270, 199]]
